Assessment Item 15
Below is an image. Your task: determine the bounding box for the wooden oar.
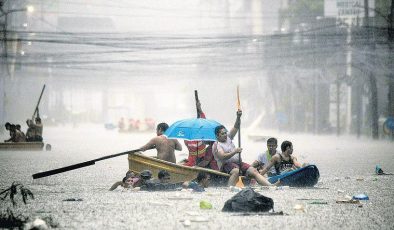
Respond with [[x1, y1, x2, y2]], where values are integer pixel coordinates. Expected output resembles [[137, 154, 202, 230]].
[[195, 90, 200, 118], [32, 149, 141, 179], [32, 84, 46, 119], [194, 90, 200, 166], [235, 85, 245, 188]]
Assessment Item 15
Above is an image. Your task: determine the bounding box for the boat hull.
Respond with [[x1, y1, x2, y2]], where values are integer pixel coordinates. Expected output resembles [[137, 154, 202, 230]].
[[0, 142, 45, 151], [128, 153, 229, 185], [268, 165, 320, 187]]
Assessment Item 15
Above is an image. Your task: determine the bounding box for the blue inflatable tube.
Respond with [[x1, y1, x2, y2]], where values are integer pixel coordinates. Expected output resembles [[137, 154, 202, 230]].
[[268, 165, 320, 187]]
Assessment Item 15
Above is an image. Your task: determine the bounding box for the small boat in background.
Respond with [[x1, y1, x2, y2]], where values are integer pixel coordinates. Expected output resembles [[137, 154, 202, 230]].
[[128, 152, 229, 186], [0, 142, 45, 151]]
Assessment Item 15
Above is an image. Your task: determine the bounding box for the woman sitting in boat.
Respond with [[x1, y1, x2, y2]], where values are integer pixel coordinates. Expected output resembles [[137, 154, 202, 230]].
[[259, 140, 302, 176]]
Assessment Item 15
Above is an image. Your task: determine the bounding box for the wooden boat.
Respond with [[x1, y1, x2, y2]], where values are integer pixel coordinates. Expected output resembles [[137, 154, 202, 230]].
[[0, 142, 45, 151], [129, 153, 320, 187], [268, 165, 320, 187], [128, 152, 229, 186]]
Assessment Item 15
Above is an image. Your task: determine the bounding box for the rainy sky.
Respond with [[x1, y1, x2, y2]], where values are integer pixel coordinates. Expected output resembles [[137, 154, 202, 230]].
[[1, 0, 393, 138]]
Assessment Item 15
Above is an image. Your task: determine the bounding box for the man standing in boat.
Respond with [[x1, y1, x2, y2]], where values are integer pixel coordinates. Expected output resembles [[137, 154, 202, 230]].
[[259, 140, 302, 176], [139, 122, 182, 163]]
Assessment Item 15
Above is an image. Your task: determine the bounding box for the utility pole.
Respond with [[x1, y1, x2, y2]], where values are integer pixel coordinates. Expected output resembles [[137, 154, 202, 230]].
[[345, 17, 352, 135], [388, 0, 394, 116], [389, 0, 394, 140], [336, 75, 341, 136], [0, 0, 7, 129], [364, 0, 379, 139]]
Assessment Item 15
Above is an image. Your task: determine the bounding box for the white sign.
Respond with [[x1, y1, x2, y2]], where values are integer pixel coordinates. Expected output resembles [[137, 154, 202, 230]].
[[325, 0, 375, 18]]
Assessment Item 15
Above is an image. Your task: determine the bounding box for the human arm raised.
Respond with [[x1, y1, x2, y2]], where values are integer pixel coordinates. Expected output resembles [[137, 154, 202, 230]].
[[228, 110, 241, 139]]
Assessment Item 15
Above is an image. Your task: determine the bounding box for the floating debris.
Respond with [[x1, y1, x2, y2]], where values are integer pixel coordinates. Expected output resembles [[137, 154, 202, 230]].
[[232, 211, 286, 216], [353, 194, 369, 201], [276, 186, 290, 190], [62, 198, 83, 202], [294, 204, 306, 212], [185, 211, 199, 216], [309, 201, 328, 205], [229, 186, 242, 192], [147, 201, 171, 207], [182, 219, 191, 227], [192, 216, 209, 222], [167, 197, 193, 200], [336, 196, 360, 204], [200, 200, 213, 209], [24, 218, 48, 230]]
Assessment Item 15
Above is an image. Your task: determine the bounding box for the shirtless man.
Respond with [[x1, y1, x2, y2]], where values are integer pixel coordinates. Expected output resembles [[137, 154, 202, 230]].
[[139, 122, 182, 163], [259, 140, 302, 176]]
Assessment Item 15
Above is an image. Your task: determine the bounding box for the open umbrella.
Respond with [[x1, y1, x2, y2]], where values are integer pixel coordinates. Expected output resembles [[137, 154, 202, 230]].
[[164, 118, 222, 141]]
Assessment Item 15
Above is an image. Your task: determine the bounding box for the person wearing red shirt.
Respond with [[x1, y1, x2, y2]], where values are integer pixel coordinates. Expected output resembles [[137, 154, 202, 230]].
[[183, 101, 218, 170]]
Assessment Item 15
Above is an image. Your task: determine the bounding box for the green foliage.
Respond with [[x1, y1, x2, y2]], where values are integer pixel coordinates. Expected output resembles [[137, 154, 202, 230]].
[[0, 182, 34, 206], [0, 182, 34, 229]]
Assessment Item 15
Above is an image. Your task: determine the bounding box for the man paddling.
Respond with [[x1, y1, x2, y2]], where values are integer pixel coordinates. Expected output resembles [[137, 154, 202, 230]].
[[26, 109, 43, 142], [212, 110, 277, 187], [139, 122, 182, 163]]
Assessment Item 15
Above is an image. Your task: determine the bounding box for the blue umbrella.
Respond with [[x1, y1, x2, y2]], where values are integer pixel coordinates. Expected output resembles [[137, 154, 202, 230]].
[[164, 118, 222, 141]]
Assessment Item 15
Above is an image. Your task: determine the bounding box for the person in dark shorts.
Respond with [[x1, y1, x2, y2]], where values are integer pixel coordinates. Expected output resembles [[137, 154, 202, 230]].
[[212, 110, 277, 187]]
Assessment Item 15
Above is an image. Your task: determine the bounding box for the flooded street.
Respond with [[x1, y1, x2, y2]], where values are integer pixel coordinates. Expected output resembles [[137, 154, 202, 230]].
[[1, 125, 393, 229], [1, 1, 394, 228]]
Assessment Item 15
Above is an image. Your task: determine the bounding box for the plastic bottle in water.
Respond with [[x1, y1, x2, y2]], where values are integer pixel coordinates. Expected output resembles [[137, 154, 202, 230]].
[[353, 194, 369, 200]]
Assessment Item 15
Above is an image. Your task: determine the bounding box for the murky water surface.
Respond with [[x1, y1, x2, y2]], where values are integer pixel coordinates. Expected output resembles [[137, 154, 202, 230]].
[[1, 125, 393, 229]]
